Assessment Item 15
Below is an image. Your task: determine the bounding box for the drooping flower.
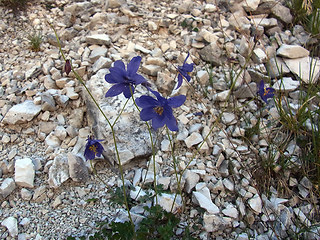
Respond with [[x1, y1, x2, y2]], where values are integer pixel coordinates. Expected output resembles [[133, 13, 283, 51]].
[[258, 80, 275, 103], [65, 59, 71, 76], [136, 90, 186, 131], [176, 53, 194, 89], [105, 56, 147, 98], [84, 136, 105, 161]]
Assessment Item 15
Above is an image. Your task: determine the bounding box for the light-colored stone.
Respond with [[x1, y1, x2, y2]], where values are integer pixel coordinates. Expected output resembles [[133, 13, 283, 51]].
[[157, 193, 182, 212], [0, 178, 16, 198], [2, 217, 18, 237], [273, 77, 300, 92], [284, 57, 320, 84], [184, 132, 203, 148], [193, 191, 219, 214], [15, 158, 35, 188], [86, 34, 111, 46], [48, 154, 69, 188], [248, 194, 262, 213], [2, 100, 41, 125], [277, 44, 309, 59]]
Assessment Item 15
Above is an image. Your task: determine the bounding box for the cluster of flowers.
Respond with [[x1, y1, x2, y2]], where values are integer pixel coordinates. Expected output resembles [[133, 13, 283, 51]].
[[84, 54, 194, 160], [83, 55, 275, 161]]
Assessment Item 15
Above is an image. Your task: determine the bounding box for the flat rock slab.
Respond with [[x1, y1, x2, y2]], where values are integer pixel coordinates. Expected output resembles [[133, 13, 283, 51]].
[[277, 44, 309, 59], [3, 100, 41, 124], [284, 57, 320, 84]]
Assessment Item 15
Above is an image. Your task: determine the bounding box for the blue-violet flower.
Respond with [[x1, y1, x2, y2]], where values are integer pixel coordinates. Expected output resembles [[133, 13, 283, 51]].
[[176, 53, 194, 89], [136, 90, 186, 131], [258, 80, 275, 103], [105, 56, 147, 98], [84, 136, 104, 161]]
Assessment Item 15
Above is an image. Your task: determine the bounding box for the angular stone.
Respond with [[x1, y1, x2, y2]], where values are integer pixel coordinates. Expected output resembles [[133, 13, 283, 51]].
[[273, 77, 300, 92], [2, 217, 18, 237], [248, 194, 262, 213], [15, 158, 35, 188], [266, 57, 290, 78], [2, 100, 41, 124], [86, 34, 111, 46], [222, 204, 239, 218], [184, 170, 200, 193], [157, 193, 182, 213], [84, 69, 155, 165], [193, 191, 219, 214], [0, 178, 16, 198], [284, 57, 320, 84], [89, 47, 108, 62], [67, 153, 89, 183], [141, 65, 162, 77], [48, 154, 69, 188], [243, 0, 260, 12], [199, 42, 223, 66], [277, 44, 309, 59], [184, 132, 203, 148], [92, 56, 112, 73], [234, 82, 257, 99], [271, 3, 293, 24]]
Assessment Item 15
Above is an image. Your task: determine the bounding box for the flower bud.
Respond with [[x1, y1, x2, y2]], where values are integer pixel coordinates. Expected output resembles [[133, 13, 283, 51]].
[[65, 59, 71, 75]]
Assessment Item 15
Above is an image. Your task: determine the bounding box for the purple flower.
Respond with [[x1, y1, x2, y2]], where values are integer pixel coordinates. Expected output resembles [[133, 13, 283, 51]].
[[176, 53, 194, 89], [136, 90, 186, 131], [65, 59, 71, 76], [258, 80, 275, 103], [84, 136, 104, 161], [105, 56, 147, 98]]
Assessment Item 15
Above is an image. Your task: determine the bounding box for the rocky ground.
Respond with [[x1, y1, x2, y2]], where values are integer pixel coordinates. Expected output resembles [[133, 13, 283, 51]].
[[1, 0, 320, 239]]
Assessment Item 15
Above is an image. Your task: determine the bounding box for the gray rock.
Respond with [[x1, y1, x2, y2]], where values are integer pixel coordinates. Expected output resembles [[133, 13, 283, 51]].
[[184, 170, 200, 193], [48, 154, 69, 188], [1, 217, 18, 237], [270, 3, 293, 24], [67, 153, 89, 183], [266, 57, 290, 78], [85, 69, 155, 165], [242, 0, 260, 12], [2, 100, 41, 125], [222, 204, 239, 218], [234, 82, 257, 99], [92, 56, 112, 73], [0, 178, 16, 198], [105, 0, 126, 9], [199, 42, 223, 66], [41, 93, 56, 112], [15, 158, 35, 188], [89, 47, 108, 62]]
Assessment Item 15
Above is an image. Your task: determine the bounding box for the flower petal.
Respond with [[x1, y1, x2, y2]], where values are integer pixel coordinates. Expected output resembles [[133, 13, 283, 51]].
[[165, 114, 179, 131], [167, 95, 186, 108], [127, 56, 142, 76], [105, 73, 119, 84], [109, 67, 126, 83], [140, 107, 158, 121], [136, 95, 158, 108], [132, 73, 146, 85], [182, 63, 194, 73], [114, 60, 126, 70], [175, 74, 183, 89], [105, 84, 125, 98], [84, 147, 95, 160], [123, 85, 135, 98], [152, 114, 166, 130]]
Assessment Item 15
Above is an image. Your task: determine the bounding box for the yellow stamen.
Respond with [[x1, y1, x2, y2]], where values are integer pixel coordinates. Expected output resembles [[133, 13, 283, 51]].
[[89, 145, 97, 154], [154, 106, 164, 115], [264, 88, 270, 96]]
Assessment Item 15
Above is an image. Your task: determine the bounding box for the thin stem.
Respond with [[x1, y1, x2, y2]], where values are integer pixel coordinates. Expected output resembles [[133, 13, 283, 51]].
[[49, 22, 136, 236]]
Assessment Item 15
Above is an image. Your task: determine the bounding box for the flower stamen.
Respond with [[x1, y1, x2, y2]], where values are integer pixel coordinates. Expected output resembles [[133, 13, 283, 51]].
[[154, 106, 164, 115], [89, 145, 98, 154]]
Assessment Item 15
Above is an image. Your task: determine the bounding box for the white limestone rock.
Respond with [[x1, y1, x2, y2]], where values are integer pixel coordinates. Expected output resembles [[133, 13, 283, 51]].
[[14, 158, 35, 188], [184, 170, 200, 193], [0, 178, 16, 198], [184, 132, 203, 148], [284, 57, 320, 84], [193, 191, 219, 214], [157, 193, 182, 213], [2, 100, 41, 125], [248, 194, 262, 214], [67, 153, 89, 183], [86, 34, 111, 46], [273, 77, 300, 92], [222, 204, 239, 218], [277, 44, 309, 59], [2, 216, 18, 237]]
